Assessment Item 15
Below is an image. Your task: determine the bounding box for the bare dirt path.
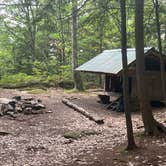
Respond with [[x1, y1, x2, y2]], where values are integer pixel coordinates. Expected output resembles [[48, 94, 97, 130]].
[[0, 88, 165, 166]]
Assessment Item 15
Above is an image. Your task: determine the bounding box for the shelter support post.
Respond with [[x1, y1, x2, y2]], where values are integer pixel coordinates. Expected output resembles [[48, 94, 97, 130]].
[[104, 74, 111, 93]]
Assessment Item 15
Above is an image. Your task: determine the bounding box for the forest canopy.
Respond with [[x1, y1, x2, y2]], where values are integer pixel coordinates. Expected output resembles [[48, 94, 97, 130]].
[[0, 0, 165, 88]]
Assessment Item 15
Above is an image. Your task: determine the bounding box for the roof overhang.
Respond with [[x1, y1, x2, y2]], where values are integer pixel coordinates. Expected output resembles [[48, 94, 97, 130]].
[[75, 47, 152, 75]]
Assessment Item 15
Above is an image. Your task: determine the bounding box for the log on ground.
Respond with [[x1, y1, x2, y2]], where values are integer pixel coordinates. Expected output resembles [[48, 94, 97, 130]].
[[62, 98, 104, 124]]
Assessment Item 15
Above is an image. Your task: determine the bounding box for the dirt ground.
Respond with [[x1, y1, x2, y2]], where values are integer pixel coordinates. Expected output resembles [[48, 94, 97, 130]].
[[0, 88, 165, 166]]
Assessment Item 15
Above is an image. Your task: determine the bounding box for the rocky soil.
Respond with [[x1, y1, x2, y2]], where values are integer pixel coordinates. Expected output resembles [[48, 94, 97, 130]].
[[0, 88, 165, 166]]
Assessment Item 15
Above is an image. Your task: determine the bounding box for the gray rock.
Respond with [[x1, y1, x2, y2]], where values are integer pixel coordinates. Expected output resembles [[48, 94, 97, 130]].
[[15, 106, 23, 113], [33, 103, 45, 110], [37, 99, 42, 103], [24, 107, 33, 115], [0, 104, 4, 116], [12, 96, 21, 101], [6, 111, 17, 118], [23, 97, 34, 101], [0, 98, 16, 105], [0, 96, 46, 117]]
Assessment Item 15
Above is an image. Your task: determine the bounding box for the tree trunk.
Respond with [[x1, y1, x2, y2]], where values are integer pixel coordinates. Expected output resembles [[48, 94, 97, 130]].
[[58, 0, 65, 65], [98, 28, 104, 87], [120, 0, 136, 150], [153, 0, 165, 99], [135, 0, 166, 135], [71, 0, 84, 91]]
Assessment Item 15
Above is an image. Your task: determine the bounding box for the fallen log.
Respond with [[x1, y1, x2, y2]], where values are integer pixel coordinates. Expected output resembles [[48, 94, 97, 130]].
[[0, 131, 13, 136], [62, 98, 104, 124]]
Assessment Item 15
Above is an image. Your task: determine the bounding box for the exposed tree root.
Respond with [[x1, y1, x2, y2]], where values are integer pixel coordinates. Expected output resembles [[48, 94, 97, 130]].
[[126, 144, 137, 151], [155, 120, 166, 134], [144, 120, 166, 136]]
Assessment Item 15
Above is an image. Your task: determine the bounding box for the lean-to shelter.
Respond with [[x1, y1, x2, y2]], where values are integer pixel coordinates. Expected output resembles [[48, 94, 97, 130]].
[[76, 47, 166, 101]]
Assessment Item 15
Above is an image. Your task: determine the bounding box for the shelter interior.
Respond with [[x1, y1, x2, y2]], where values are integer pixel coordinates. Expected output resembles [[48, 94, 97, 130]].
[[104, 49, 166, 102]]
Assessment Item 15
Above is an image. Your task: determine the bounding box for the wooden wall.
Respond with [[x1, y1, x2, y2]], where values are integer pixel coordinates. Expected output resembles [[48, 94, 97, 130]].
[[131, 71, 166, 101]]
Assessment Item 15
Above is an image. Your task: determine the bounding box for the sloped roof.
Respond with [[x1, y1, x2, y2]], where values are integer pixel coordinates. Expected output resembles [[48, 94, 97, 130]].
[[75, 47, 152, 75]]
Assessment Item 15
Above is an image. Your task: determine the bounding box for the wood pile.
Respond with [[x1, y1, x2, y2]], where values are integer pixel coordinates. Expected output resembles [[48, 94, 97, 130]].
[[106, 96, 140, 112], [0, 96, 45, 118]]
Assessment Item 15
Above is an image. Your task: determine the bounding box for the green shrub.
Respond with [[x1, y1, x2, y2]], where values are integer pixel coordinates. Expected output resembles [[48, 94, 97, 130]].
[[59, 65, 72, 81], [0, 73, 41, 88], [0, 73, 57, 88]]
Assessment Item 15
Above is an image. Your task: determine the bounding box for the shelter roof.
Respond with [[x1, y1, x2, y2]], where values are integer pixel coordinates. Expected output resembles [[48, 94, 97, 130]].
[[76, 47, 152, 75]]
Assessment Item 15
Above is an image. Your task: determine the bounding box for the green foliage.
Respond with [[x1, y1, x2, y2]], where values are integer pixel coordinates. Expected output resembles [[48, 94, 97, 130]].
[[59, 65, 72, 81], [0, 73, 40, 88], [0, 0, 165, 89], [0, 73, 60, 88]]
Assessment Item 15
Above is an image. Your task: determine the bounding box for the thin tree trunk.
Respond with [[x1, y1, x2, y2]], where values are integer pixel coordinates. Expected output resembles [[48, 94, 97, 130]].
[[31, 24, 36, 62], [71, 0, 83, 90], [99, 27, 104, 87], [153, 0, 165, 99], [135, 0, 160, 135], [58, 0, 65, 65], [29, 4, 36, 62], [120, 0, 136, 150]]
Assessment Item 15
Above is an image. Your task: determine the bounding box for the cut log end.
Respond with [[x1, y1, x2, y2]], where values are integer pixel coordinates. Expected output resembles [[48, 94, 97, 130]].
[[95, 119, 104, 125]]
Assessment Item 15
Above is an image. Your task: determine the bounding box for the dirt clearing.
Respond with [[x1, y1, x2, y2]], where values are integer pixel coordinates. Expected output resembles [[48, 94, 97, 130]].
[[0, 88, 165, 166]]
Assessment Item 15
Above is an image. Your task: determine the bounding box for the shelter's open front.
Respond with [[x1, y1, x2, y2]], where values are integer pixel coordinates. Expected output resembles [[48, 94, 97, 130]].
[[76, 47, 166, 111]]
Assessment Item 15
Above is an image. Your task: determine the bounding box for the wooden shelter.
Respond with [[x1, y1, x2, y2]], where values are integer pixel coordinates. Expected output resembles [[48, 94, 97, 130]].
[[76, 47, 166, 101]]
